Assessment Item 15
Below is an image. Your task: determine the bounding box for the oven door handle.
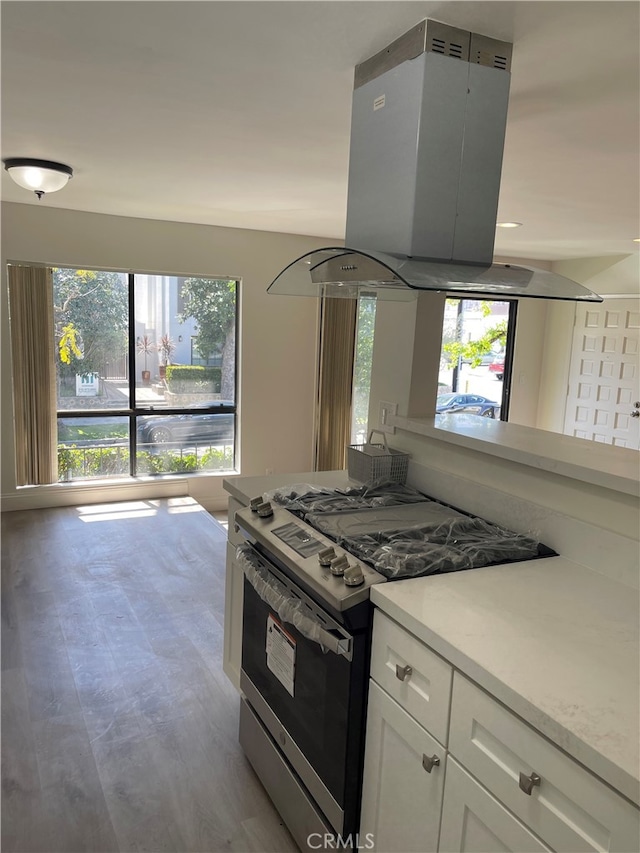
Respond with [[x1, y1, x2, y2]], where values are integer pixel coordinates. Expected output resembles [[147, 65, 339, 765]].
[[237, 545, 353, 661]]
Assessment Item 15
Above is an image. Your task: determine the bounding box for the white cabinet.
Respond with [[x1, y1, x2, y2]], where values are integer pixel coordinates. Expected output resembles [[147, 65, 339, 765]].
[[360, 682, 446, 853], [222, 496, 246, 690], [362, 611, 640, 853], [370, 610, 453, 745], [440, 759, 552, 853], [448, 674, 640, 853], [360, 611, 452, 852]]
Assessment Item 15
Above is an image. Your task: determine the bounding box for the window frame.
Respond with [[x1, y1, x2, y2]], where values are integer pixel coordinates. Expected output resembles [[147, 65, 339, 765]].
[[442, 297, 518, 422], [55, 269, 239, 480]]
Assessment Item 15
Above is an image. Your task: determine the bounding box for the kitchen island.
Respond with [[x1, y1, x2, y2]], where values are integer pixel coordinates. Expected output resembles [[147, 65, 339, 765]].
[[222, 469, 639, 851]]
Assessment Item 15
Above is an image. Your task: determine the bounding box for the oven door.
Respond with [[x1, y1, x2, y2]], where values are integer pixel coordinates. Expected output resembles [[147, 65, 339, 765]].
[[237, 544, 368, 835]]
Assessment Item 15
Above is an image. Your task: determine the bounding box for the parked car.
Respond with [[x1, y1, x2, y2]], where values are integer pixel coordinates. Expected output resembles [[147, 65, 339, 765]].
[[488, 358, 505, 380], [137, 402, 234, 447], [461, 352, 501, 367], [436, 393, 500, 418]]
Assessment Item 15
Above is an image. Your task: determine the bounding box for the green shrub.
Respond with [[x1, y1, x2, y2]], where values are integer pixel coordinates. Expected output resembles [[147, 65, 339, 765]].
[[165, 365, 221, 394], [59, 443, 233, 480], [200, 447, 234, 470], [58, 445, 130, 480]]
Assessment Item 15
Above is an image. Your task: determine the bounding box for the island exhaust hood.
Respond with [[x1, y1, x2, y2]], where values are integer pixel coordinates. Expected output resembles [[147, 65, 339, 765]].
[[268, 20, 602, 303]]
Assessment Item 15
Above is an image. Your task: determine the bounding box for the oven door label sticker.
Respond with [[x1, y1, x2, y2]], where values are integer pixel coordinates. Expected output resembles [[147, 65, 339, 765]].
[[266, 615, 296, 697]]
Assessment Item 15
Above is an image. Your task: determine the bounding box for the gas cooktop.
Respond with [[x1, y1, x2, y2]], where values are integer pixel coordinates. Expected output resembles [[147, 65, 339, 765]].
[[235, 482, 554, 612]]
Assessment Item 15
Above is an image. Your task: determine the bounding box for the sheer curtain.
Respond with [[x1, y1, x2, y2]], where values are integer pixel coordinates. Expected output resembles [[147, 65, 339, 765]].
[[7, 265, 58, 485], [315, 297, 357, 471]]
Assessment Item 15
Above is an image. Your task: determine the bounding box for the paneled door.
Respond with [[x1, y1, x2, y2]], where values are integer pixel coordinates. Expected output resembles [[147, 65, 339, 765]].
[[359, 681, 446, 853], [564, 298, 640, 448]]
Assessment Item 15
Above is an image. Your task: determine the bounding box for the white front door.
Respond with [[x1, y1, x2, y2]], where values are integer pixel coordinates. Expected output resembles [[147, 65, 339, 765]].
[[564, 298, 640, 449]]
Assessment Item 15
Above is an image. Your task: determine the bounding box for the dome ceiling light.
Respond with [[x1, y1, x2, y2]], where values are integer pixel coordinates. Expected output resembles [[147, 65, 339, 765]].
[[3, 158, 73, 200]]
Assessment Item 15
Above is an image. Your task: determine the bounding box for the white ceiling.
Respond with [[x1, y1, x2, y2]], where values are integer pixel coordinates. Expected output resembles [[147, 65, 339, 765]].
[[1, 1, 638, 261]]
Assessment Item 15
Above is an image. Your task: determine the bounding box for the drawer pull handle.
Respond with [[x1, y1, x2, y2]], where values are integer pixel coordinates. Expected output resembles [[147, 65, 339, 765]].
[[519, 771, 541, 795], [395, 664, 412, 682], [422, 753, 440, 773]]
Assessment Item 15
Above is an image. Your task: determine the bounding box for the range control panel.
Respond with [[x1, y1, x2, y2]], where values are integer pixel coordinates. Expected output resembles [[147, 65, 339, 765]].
[[235, 503, 386, 611]]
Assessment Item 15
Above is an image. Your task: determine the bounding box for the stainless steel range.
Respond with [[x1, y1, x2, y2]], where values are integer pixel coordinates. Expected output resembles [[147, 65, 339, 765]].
[[234, 483, 552, 850]]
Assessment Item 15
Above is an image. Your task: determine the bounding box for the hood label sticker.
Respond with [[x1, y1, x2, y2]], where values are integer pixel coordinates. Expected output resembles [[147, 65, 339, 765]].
[[266, 614, 296, 697], [373, 94, 386, 111]]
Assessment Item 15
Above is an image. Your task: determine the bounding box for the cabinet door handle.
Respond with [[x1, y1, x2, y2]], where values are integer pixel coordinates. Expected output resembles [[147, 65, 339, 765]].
[[518, 771, 541, 795], [422, 753, 440, 773], [395, 663, 412, 682]]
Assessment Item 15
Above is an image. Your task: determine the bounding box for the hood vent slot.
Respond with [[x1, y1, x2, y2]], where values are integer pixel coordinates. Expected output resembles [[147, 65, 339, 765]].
[[470, 33, 512, 70], [426, 21, 469, 60]]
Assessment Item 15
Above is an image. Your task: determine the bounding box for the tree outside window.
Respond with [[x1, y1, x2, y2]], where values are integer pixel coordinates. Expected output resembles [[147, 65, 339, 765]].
[[179, 278, 236, 401]]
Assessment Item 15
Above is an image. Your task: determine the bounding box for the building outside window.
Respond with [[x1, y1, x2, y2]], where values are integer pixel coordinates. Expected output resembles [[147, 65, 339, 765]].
[[190, 337, 222, 367]]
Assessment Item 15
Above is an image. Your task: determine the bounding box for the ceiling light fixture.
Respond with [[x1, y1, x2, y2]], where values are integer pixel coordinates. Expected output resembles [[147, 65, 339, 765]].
[[3, 158, 73, 200], [496, 221, 523, 228]]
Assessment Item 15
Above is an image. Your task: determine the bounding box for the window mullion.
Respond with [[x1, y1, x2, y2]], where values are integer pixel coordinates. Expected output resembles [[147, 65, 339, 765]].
[[128, 273, 137, 475]]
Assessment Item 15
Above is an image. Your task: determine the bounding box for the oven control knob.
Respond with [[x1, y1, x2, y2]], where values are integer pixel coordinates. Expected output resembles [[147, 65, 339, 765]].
[[318, 547, 336, 567], [330, 555, 349, 576], [256, 501, 273, 518], [344, 565, 365, 587], [250, 496, 264, 512]]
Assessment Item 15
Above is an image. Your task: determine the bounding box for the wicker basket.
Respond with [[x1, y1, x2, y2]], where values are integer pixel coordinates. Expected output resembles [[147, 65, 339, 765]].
[[347, 430, 410, 485]]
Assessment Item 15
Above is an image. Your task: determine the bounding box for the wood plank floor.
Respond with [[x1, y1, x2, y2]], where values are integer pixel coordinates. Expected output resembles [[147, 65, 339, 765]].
[[1, 497, 298, 853]]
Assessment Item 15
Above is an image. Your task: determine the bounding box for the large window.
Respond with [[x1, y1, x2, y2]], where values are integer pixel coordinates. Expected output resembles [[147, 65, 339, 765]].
[[437, 298, 517, 421], [54, 269, 237, 481]]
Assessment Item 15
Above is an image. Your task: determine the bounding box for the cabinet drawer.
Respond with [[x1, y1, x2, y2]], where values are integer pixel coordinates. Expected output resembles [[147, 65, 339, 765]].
[[440, 757, 552, 853], [370, 611, 452, 745], [449, 673, 640, 853], [228, 496, 246, 546], [360, 681, 446, 853]]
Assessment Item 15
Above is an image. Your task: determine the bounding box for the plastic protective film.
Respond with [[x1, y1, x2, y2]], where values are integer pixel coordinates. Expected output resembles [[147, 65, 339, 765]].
[[264, 481, 430, 516], [325, 516, 547, 580], [236, 544, 341, 654], [267, 247, 602, 302]]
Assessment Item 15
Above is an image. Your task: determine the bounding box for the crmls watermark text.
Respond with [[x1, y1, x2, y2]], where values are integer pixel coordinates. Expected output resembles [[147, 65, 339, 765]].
[[307, 833, 375, 850]]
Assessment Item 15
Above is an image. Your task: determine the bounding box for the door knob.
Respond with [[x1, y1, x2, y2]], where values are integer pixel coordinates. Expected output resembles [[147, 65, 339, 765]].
[[631, 411, 639, 418]]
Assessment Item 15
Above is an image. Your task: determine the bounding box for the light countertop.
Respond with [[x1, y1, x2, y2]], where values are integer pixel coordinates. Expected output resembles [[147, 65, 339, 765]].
[[371, 557, 640, 806], [393, 414, 640, 497]]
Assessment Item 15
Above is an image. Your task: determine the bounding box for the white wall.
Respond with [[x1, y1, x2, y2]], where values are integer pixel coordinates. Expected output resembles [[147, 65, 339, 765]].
[[1, 202, 326, 511], [367, 292, 446, 429], [553, 254, 639, 297], [366, 253, 639, 540], [510, 298, 548, 427]]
